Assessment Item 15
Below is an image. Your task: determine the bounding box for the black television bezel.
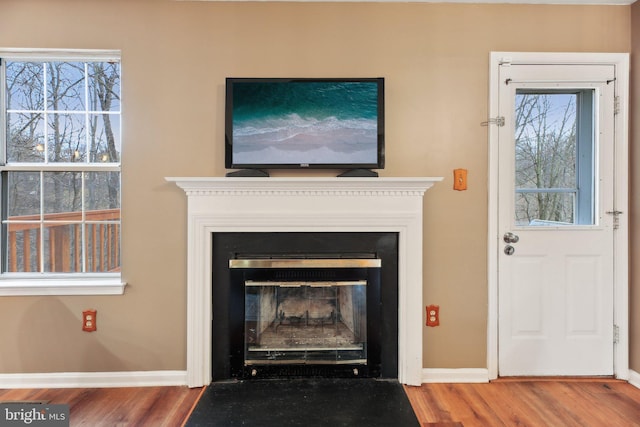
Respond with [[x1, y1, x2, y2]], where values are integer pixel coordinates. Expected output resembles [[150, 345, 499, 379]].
[[224, 77, 385, 171]]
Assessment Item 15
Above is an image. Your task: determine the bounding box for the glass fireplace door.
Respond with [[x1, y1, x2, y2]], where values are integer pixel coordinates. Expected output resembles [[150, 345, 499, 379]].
[[244, 280, 368, 366], [229, 257, 381, 376]]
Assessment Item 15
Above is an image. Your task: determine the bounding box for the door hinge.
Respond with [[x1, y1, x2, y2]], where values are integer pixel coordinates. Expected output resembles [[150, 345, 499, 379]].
[[613, 324, 620, 344], [614, 96, 620, 115], [481, 117, 505, 127], [606, 210, 623, 230]]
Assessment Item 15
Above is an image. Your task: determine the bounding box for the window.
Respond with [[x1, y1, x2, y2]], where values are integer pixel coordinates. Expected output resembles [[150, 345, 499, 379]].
[[0, 50, 123, 295], [514, 89, 595, 226]]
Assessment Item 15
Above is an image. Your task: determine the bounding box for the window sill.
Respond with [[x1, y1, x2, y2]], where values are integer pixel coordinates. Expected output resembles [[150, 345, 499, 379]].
[[0, 275, 127, 296]]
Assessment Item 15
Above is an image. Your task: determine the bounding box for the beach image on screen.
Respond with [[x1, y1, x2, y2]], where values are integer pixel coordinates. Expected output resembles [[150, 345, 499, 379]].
[[232, 81, 379, 165]]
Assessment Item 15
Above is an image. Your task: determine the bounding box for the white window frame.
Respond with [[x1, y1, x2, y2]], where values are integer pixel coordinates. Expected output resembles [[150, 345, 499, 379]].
[[0, 48, 125, 296]]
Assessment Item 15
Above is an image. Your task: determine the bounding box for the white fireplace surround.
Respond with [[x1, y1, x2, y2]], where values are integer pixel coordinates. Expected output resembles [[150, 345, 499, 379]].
[[167, 176, 441, 387]]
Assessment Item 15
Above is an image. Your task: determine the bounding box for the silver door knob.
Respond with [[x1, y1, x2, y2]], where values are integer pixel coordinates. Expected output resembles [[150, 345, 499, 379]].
[[503, 232, 519, 244], [504, 245, 515, 255]]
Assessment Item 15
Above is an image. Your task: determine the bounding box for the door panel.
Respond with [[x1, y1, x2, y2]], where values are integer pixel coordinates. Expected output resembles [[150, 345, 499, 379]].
[[566, 255, 601, 335], [510, 256, 546, 336], [497, 63, 615, 376]]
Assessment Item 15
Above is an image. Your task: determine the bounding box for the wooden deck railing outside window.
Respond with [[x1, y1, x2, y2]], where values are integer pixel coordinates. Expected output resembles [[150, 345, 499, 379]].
[[5, 208, 120, 273]]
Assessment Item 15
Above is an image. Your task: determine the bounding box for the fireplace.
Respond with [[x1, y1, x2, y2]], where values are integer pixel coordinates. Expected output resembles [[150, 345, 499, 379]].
[[167, 177, 441, 387], [211, 232, 398, 380]]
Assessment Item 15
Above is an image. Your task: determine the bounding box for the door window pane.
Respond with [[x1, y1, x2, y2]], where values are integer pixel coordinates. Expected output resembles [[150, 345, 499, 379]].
[[515, 192, 575, 226], [514, 90, 595, 226]]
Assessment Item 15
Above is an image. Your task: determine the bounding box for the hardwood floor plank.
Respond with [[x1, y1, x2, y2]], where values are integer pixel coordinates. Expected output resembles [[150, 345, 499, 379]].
[[525, 382, 587, 427], [563, 381, 640, 426], [488, 382, 547, 425], [404, 384, 454, 422], [444, 384, 500, 425]]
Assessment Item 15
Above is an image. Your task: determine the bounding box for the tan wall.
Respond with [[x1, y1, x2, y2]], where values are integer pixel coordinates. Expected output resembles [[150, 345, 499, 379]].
[[0, 0, 631, 374]]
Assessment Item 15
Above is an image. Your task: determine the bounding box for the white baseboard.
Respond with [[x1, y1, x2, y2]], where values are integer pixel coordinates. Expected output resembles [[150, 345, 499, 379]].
[[2, 368, 633, 389], [421, 368, 640, 388], [0, 370, 188, 389], [629, 369, 640, 389], [422, 368, 489, 383]]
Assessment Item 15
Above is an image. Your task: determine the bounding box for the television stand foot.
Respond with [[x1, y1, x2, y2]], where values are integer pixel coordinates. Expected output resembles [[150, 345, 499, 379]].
[[226, 169, 270, 177], [338, 169, 379, 177]]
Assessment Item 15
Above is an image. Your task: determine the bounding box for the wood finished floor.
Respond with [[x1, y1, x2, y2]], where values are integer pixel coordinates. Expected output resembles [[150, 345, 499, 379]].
[[405, 378, 640, 426], [1, 379, 639, 426], [0, 386, 204, 427]]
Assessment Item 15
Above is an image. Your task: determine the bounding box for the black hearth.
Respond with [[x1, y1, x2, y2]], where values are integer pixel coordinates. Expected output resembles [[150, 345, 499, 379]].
[[211, 232, 399, 381]]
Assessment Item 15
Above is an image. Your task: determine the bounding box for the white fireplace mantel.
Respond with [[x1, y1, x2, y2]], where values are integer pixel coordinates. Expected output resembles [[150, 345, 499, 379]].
[[166, 176, 442, 387]]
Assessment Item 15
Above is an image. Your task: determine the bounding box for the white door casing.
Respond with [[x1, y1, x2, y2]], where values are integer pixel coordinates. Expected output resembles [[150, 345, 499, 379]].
[[487, 52, 629, 379]]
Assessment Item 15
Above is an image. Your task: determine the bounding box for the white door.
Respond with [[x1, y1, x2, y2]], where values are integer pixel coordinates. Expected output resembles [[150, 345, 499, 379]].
[[497, 63, 617, 376]]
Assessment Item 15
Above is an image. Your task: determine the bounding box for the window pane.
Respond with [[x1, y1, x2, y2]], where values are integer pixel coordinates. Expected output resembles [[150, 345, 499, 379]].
[[88, 62, 120, 112], [47, 113, 87, 163], [513, 91, 595, 226], [47, 62, 86, 111], [6, 62, 44, 111], [85, 171, 120, 210], [89, 114, 120, 162], [6, 223, 40, 272], [43, 171, 82, 214], [42, 223, 82, 273], [515, 192, 575, 226], [515, 93, 577, 190], [6, 112, 45, 162], [7, 172, 40, 217], [85, 223, 120, 272]]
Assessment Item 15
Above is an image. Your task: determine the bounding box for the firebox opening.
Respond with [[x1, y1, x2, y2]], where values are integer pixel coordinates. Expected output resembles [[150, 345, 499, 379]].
[[244, 281, 368, 366], [233, 258, 379, 378], [212, 232, 399, 381]]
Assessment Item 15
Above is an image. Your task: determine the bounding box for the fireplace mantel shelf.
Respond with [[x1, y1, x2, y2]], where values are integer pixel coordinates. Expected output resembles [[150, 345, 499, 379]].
[[166, 176, 443, 196], [168, 175, 442, 387]]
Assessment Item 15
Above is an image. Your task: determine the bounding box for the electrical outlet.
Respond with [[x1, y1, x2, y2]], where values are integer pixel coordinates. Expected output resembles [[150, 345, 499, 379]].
[[82, 309, 97, 332], [426, 305, 439, 327]]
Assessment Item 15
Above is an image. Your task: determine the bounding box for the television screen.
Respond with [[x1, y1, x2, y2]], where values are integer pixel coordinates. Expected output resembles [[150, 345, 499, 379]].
[[225, 78, 384, 171]]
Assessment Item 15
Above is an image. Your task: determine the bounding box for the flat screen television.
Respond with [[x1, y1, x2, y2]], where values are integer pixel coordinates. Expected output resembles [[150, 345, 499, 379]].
[[225, 78, 385, 176]]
